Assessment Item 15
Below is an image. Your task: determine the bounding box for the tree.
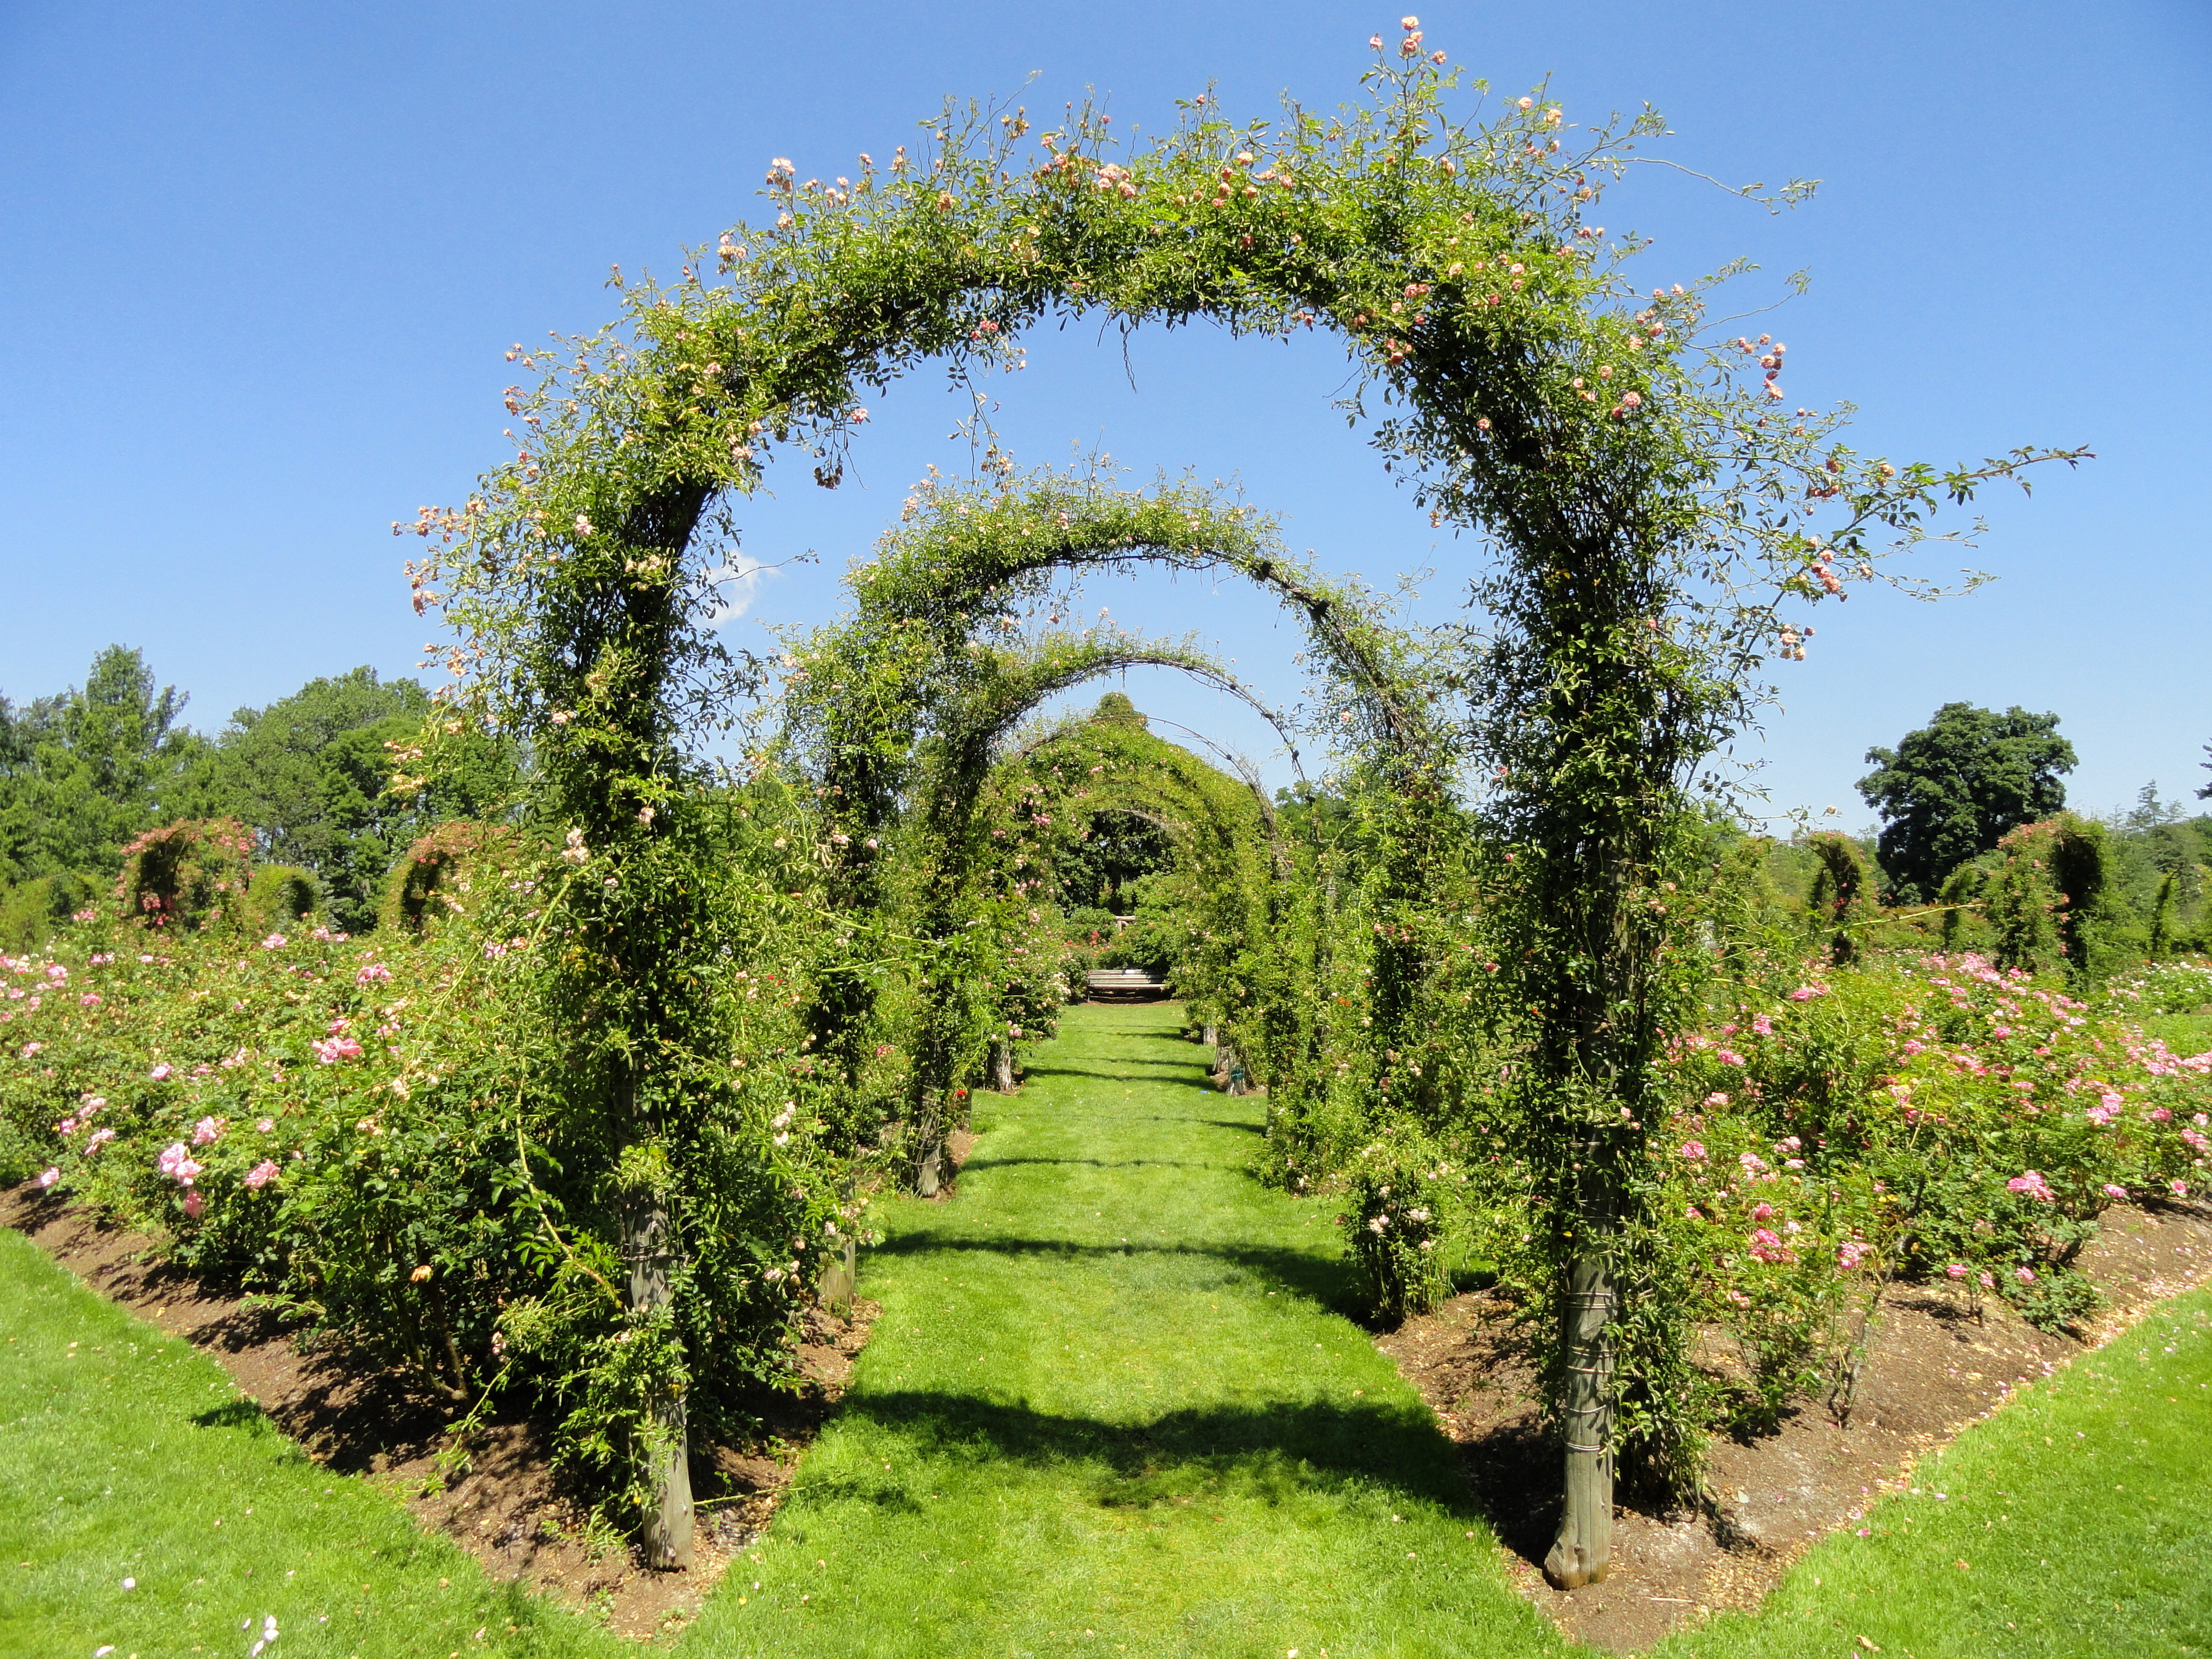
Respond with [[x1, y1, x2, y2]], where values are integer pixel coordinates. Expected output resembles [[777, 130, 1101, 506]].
[[1856, 704, 2076, 901], [0, 646, 203, 885], [187, 667, 517, 931]]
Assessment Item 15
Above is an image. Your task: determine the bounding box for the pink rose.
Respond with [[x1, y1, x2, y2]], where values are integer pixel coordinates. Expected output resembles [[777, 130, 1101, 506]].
[[1679, 1140, 1708, 1162], [150, 1063, 173, 1081], [2006, 1170, 2056, 1203], [244, 1160, 280, 1190]]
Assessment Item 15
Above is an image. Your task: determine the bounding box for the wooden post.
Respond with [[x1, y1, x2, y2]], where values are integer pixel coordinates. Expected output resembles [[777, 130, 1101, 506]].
[[1543, 1229, 1616, 1588], [914, 1088, 945, 1197], [627, 1195, 694, 1570], [993, 1037, 1017, 1094]]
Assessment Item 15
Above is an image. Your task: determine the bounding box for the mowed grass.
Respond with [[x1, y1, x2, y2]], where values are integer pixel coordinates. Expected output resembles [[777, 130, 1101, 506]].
[[678, 1002, 1563, 1659], [0, 1227, 618, 1659], [1660, 1289, 2212, 1659], [9, 1004, 2208, 1659]]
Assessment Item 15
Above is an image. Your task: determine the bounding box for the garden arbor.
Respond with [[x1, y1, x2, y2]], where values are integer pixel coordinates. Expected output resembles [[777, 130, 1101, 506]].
[[782, 469, 1434, 1192], [428, 41, 2070, 1586]]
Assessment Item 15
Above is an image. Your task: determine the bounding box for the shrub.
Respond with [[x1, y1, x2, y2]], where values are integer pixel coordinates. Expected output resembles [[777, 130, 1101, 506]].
[[118, 819, 256, 932], [0, 870, 102, 953], [1669, 950, 2210, 1336], [1342, 1124, 1462, 1324], [244, 865, 321, 933], [377, 820, 516, 933]]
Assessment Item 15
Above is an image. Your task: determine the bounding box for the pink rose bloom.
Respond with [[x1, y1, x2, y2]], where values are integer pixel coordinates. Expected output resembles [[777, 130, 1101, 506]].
[[1739, 1151, 1767, 1172], [1751, 1202, 1775, 1221], [1716, 1048, 1745, 1066], [1838, 1241, 1871, 1270], [1704, 1092, 1730, 1107], [82, 1128, 115, 1153], [2102, 1183, 2128, 1199], [1679, 1140, 1708, 1162], [244, 1160, 280, 1190], [1992, 1026, 2012, 1039], [1751, 1015, 1772, 1036], [1789, 986, 1821, 1001], [191, 1116, 224, 1146], [35, 1167, 59, 1189], [312, 1036, 365, 1065], [79, 993, 101, 1007], [355, 963, 392, 985], [2006, 1170, 2056, 1203], [150, 1063, 173, 1081], [2151, 1107, 2173, 1122], [256, 1118, 275, 1134], [2173, 1180, 2191, 1198], [2014, 1265, 2036, 1284], [1945, 1263, 1968, 1279], [260, 933, 287, 950], [182, 1190, 203, 1219]]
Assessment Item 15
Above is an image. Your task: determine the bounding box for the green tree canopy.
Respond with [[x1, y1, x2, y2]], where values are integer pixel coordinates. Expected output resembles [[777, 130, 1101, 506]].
[[1856, 701, 2076, 900], [188, 667, 515, 931], [0, 646, 203, 884]]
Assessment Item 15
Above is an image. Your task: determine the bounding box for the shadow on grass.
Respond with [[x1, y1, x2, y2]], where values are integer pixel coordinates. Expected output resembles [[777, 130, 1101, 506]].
[[959, 1156, 1226, 1174], [800, 1388, 1484, 1520], [869, 1231, 1356, 1308], [1018, 1065, 1220, 1095]]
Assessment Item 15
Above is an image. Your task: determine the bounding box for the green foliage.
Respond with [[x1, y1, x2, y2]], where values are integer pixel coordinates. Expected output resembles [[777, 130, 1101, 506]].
[[0, 646, 204, 886], [185, 667, 519, 932], [1805, 832, 1876, 964], [377, 819, 519, 933], [1342, 1124, 1462, 1322], [1985, 813, 2119, 986], [377, 38, 2080, 1543], [0, 817, 853, 1525], [117, 817, 257, 932], [0, 869, 102, 953], [1857, 703, 2076, 901], [244, 863, 320, 931]]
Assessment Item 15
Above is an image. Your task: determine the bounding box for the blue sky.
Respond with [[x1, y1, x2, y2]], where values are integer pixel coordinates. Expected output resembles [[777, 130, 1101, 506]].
[[3, 1, 2205, 827]]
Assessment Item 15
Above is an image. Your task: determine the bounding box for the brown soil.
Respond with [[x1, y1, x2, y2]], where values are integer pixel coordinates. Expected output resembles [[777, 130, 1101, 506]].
[[0, 1181, 879, 1643], [1376, 1200, 2212, 1653]]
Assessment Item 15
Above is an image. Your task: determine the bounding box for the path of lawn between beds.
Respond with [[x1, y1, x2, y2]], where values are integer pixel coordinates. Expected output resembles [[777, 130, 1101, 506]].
[[686, 999, 2212, 1659], [682, 1001, 1564, 1658], [7, 1000, 2207, 1659], [0, 1226, 623, 1659]]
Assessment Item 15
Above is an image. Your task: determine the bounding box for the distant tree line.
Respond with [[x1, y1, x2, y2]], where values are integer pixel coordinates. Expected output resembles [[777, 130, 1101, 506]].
[[1827, 700, 2212, 964], [0, 645, 511, 943]]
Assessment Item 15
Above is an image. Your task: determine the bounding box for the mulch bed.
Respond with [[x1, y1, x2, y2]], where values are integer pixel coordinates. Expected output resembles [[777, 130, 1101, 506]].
[[0, 1180, 878, 1642], [1375, 1199, 2212, 1653]]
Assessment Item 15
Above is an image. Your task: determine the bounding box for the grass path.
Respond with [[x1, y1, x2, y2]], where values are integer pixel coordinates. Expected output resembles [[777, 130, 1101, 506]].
[[7, 999, 2206, 1658], [0, 1226, 617, 1659], [679, 1002, 1559, 1658]]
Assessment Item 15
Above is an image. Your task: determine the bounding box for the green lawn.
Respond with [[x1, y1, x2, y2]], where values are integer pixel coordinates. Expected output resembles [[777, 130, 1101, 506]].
[[7, 999, 2209, 1658], [0, 1227, 618, 1659], [677, 1002, 1563, 1658], [1661, 1290, 2212, 1659]]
